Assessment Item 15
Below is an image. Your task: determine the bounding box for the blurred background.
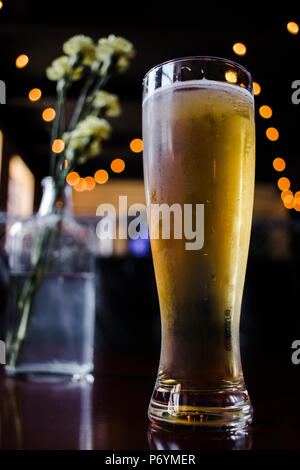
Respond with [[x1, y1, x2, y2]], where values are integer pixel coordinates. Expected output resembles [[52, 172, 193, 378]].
[[0, 2, 299, 364]]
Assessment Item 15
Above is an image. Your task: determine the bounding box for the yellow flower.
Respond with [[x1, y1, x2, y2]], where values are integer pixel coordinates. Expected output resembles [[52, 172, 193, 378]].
[[93, 91, 121, 117], [46, 56, 83, 81], [63, 35, 96, 65], [96, 35, 135, 72], [78, 140, 102, 163], [76, 116, 111, 140], [63, 116, 111, 162]]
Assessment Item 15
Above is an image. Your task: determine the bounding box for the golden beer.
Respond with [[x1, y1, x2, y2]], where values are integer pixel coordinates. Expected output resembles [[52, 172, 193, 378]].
[[143, 58, 255, 429]]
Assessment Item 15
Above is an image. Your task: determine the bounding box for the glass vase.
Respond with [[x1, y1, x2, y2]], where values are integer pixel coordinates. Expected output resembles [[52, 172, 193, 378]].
[[5, 177, 96, 379]]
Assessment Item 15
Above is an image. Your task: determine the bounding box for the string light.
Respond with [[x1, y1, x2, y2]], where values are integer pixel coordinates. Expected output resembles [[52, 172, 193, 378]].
[[16, 54, 29, 69], [52, 139, 65, 153], [273, 157, 286, 172], [28, 88, 42, 102], [42, 107, 56, 122], [111, 158, 125, 173], [252, 25, 300, 212], [73, 177, 87, 192], [278, 177, 291, 191], [287, 21, 299, 35], [259, 105, 272, 119], [281, 189, 293, 201], [266, 127, 279, 141], [0, 2, 3, 10], [94, 169, 109, 184], [66, 171, 80, 186], [294, 198, 300, 211], [225, 70, 237, 83], [84, 176, 96, 191], [130, 138, 143, 153], [283, 195, 294, 209], [233, 42, 247, 56], [253, 82, 261, 96]]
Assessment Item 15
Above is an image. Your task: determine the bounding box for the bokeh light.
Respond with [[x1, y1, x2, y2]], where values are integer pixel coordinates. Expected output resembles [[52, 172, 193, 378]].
[[111, 158, 125, 173], [283, 195, 294, 209], [294, 198, 300, 211], [84, 176, 96, 191], [66, 171, 80, 187], [273, 157, 286, 172], [278, 177, 291, 191], [16, 54, 29, 69], [266, 127, 279, 141], [42, 107, 56, 122], [253, 82, 261, 96], [294, 191, 300, 199], [233, 42, 247, 56], [287, 21, 299, 34], [73, 177, 87, 192], [130, 138, 143, 153], [281, 189, 293, 202], [52, 139, 65, 153], [0, 2, 4, 10], [225, 70, 238, 83], [28, 88, 42, 102], [259, 105, 272, 119], [94, 169, 109, 184]]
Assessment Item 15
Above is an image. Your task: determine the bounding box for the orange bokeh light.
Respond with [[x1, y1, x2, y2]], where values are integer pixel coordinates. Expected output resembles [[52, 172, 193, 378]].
[[278, 177, 291, 191], [73, 178, 87, 192], [52, 139, 65, 153], [281, 189, 293, 202], [225, 70, 238, 83], [259, 105, 272, 119], [294, 198, 300, 211], [253, 82, 261, 96], [233, 42, 247, 56], [94, 169, 109, 184], [28, 88, 42, 102], [42, 107, 56, 122], [283, 196, 294, 209], [84, 176, 96, 191], [266, 127, 279, 141], [111, 158, 125, 173], [273, 157, 286, 172], [287, 21, 299, 35], [66, 171, 80, 187], [16, 54, 29, 68], [130, 138, 143, 153]]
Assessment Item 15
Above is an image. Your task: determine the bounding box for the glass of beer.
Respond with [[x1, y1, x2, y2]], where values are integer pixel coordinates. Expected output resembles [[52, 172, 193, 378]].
[[142, 57, 255, 430]]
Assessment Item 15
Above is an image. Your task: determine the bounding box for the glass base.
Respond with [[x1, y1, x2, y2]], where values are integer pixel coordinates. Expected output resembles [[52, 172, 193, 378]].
[[5, 362, 94, 382], [148, 383, 253, 431]]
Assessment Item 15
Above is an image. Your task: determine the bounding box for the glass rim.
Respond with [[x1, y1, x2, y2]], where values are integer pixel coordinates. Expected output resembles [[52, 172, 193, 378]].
[[143, 55, 253, 85]]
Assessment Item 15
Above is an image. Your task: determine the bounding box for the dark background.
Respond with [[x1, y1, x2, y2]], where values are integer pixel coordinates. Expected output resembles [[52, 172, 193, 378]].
[[0, 0, 299, 389], [0, 3, 300, 195]]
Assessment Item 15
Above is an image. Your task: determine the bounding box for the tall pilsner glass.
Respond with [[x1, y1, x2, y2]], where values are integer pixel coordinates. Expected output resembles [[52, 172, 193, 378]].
[[143, 57, 255, 430]]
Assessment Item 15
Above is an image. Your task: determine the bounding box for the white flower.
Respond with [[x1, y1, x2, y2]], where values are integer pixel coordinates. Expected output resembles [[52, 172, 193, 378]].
[[46, 56, 83, 81], [93, 91, 121, 117], [63, 35, 96, 65], [96, 35, 135, 73]]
